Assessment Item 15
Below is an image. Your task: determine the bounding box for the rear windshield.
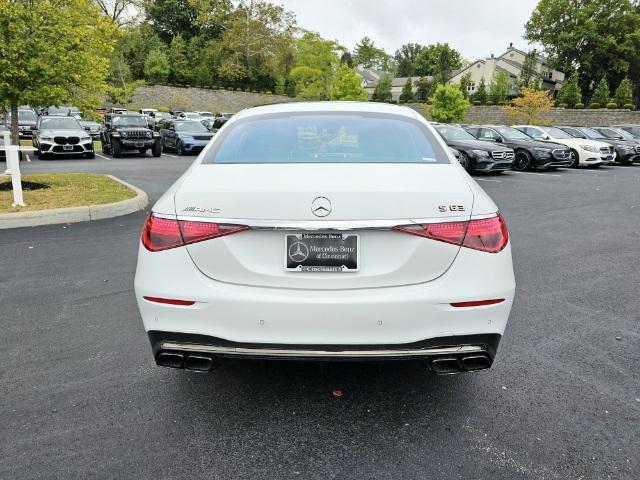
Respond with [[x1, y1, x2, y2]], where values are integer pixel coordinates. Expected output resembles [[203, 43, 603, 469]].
[[203, 113, 445, 164]]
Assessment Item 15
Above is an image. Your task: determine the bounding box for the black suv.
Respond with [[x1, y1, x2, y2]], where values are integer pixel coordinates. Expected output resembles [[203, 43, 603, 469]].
[[101, 113, 161, 158], [433, 125, 514, 173], [464, 125, 572, 170], [557, 126, 640, 165]]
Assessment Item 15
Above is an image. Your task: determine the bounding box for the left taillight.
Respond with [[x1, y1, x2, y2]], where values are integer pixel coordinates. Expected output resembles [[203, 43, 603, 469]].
[[141, 214, 249, 252]]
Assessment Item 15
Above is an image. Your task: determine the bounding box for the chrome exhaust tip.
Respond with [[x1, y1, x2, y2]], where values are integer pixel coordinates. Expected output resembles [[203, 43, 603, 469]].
[[184, 354, 216, 372], [430, 356, 462, 375], [156, 351, 184, 369], [461, 354, 492, 372]]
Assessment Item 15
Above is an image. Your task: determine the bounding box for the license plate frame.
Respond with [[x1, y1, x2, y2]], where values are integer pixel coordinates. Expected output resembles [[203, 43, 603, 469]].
[[135, 142, 144, 148], [62, 145, 73, 151], [284, 233, 359, 273]]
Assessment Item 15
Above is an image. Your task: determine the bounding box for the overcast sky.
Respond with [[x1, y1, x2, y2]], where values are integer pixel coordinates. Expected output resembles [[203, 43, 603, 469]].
[[277, 0, 540, 61]]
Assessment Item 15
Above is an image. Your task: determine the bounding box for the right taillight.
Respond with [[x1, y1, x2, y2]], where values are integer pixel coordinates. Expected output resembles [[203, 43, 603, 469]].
[[394, 213, 508, 253], [141, 214, 249, 252]]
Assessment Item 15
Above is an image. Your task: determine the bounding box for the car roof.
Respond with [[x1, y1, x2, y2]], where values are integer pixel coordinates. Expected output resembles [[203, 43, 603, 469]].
[[234, 101, 418, 121]]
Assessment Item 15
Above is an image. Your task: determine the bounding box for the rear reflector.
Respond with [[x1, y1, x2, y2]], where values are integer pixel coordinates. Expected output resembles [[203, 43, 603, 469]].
[[143, 296, 195, 306], [450, 298, 505, 308], [141, 214, 249, 252], [394, 213, 509, 253]]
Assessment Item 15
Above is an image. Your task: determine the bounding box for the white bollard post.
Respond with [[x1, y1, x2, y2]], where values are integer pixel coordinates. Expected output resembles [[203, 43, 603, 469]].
[[7, 145, 25, 207], [2, 131, 11, 174]]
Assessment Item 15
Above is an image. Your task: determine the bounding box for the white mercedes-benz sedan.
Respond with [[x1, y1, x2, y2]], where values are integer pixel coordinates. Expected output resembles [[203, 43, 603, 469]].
[[134, 102, 515, 376]]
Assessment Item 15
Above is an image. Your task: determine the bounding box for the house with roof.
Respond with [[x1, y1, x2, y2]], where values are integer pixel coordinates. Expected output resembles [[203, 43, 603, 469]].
[[449, 43, 565, 98], [357, 67, 423, 101]]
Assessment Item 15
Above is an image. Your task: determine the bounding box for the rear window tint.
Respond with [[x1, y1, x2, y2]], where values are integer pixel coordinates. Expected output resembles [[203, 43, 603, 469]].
[[202, 113, 447, 164]]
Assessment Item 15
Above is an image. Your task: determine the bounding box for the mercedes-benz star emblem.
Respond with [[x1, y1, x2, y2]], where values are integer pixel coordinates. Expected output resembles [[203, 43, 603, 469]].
[[311, 196, 332, 217], [288, 241, 309, 263]]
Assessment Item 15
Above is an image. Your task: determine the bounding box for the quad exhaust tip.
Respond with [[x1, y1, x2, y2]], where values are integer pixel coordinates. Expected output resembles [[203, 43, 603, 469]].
[[429, 353, 492, 375], [156, 350, 217, 372]]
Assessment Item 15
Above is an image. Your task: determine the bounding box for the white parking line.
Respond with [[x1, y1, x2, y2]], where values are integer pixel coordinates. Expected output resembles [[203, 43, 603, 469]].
[[476, 178, 502, 183], [95, 153, 110, 160], [511, 171, 562, 177], [163, 153, 179, 158]]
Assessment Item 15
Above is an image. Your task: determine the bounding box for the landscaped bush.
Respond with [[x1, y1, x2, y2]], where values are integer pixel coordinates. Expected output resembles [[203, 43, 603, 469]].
[[588, 102, 600, 109], [473, 100, 481, 106], [606, 102, 617, 109], [486, 100, 494, 105], [575, 102, 584, 109], [559, 103, 568, 108], [623, 103, 634, 110]]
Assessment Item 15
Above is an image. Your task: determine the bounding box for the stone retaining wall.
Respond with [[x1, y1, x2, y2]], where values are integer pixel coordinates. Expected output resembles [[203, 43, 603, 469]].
[[129, 85, 295, 113], [407, 104, 640, 126]]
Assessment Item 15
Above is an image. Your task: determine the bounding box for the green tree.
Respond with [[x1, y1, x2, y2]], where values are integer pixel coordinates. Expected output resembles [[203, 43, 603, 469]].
[[524, 0, 640, 99], [144, 49, 170, 84], [430, 84, 471, 123], [518, 49, 538, 90], [614, 77, 633, 107], [353, 36, 392, 70], [115, 24, 165, 80], [415, 43, 462, 83], [329, 65, 368, 101], [475, 78, 488, 104], [590, 76, 610, 106], [216, 0, 295, 89], [399, 77, 415, 103], [556, 74, 581, 107], [489, 71, 510, 104], [0, 0, 115, 144], [458, 72, 472, 98], [372, 75, 392, 102], [394, 43, 423, 77], [169, 34, 190, 84], [145, 0, 201, 42], [289, 31, 342, 100], [414, 77, 434, 102]]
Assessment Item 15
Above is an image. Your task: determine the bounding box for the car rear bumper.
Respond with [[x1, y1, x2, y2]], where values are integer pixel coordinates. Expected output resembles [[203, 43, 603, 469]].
[[134, 241, 515, 350]]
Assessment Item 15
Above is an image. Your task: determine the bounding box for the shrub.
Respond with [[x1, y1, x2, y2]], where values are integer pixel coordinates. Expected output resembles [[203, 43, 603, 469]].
[[429, 84, 471, 123], [606, 102, 617, 109], [624, 103, 634, 110], [473, 100, 481, 106], [486, 100, 494, 105], [559, 103, 568, 108], [575, 102, 584, 109], [505, 88, 554, 125], [588, 102, 600, 109]]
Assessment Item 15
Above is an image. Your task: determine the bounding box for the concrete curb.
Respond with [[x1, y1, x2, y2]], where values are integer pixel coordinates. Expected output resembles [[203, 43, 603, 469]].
[[0, 175, 148, 229]]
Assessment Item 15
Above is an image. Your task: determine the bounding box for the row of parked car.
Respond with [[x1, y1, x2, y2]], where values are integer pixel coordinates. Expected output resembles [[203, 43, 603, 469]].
[[434, 123, 640, 173], [0, 105, 235, 159]]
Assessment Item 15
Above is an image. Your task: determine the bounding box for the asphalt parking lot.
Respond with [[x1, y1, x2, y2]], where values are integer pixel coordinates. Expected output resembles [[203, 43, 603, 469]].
[[1, 155, 639, 479]]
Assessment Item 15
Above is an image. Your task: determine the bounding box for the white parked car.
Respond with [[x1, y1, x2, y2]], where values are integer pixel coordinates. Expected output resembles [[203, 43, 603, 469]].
[[178, 112, 203, 120], [513, 125, 615, 167], [196, 111, 214, 118], [134, 102, 515, 376]]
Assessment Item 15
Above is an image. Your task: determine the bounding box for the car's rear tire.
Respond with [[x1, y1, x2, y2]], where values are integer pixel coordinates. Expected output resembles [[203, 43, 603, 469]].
[[112, 139, 122, 158], [569, 149, 579, 168], [513, 149, 532, 171], [152, 141, 162, 157]]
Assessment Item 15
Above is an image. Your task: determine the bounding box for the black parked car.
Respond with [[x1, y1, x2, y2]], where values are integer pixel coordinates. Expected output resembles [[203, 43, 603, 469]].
[[6, 109, 38, 138], [557, 126, 640, 165], [433, 125, 514, 173], [611, 124, 640, 138], [101, 113, 161, 158], [464, 125, 572, 171], [78, 119, 101, 140]]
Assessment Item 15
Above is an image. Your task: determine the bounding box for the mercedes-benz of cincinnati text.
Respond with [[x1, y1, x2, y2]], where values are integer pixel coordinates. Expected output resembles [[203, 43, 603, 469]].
[[134, 102, 516, 376], [434, 125, 514, 173]]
